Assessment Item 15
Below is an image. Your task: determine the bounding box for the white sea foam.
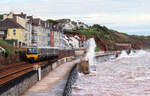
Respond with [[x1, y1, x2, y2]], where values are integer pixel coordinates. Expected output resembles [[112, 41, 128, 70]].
[[85, 38, 96, 72], [73, 50, 150, 96]]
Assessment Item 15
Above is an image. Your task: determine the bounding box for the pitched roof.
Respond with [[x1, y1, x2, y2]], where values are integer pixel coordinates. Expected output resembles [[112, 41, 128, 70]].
[[13, 12, 27, 19], [0, 18, 24, 30]]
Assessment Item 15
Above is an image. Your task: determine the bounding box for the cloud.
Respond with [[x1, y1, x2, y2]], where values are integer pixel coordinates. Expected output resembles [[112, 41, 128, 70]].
[[82, 13, 150, 26], [0, 0, 150, 35]]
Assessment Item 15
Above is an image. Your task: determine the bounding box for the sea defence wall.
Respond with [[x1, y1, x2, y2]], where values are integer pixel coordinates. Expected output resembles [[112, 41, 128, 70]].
[[0, 70, 38, 96], [95, 52, 115, 62], [0, 50, 115, 96], [0, 56, 75, 96], [63, 51, 116, 96], [77, 52, 115, 74], [63, 64, 78, 96]]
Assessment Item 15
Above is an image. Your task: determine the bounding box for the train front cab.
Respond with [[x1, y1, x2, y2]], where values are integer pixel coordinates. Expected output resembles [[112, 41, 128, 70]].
[[26, 47, 39, 62]]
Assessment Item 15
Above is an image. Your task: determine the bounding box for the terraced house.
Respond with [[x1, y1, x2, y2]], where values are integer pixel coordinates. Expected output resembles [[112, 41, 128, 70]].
[[0, 12, 63, 47], [3, 12, 32, 46], [0, 18, 26, 46], [32, 18, 51, 46]]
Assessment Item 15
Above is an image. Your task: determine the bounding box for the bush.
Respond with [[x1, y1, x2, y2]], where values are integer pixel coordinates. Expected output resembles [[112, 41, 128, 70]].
[[5, 48, 10, 57], [0, 40, 17, 56], [95, 47, 100, 52], [0, 14, 3, 19], [47, 19, 59, 25]]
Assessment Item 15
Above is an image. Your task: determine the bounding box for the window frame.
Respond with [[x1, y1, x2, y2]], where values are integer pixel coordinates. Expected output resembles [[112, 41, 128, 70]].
[[13, 28, 16, 36], [0, 31, 4, 35]]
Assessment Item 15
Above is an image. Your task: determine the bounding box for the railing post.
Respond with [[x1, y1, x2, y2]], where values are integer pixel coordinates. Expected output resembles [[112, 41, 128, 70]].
[[38, 67, 41, 81]]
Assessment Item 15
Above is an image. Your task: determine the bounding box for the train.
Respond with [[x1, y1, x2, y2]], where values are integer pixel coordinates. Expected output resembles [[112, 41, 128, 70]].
[[26, 46, 75, 62]]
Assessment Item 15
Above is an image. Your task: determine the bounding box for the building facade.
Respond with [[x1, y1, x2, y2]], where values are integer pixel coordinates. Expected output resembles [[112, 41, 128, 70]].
[[0, 18, 26, 46], [32, 19, 50, 46], [3, 12, 32, 46], [1, 12, 65, 47]]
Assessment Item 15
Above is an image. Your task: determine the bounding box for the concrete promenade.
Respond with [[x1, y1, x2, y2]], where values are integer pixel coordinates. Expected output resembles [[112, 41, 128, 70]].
[[22, 59, 80, 96]]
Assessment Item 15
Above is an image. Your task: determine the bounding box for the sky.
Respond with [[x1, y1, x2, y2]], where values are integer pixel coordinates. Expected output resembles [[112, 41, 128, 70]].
[[0, 0, 150, 36]]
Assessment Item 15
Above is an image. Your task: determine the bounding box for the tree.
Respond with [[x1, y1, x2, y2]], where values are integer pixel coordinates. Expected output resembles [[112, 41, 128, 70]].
[[92, 24, 101, 29], [47, 19, 59, 25]]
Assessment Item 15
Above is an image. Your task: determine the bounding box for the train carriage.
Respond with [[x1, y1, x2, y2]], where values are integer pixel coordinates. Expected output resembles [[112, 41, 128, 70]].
[[26, 46, 59, 62]]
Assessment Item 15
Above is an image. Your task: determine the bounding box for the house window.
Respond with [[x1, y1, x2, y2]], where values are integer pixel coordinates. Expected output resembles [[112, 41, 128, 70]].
[[48, 33, 50, 37], [13, 29, 16, 35], [34, 26, 37, 32], [0, 31, 4, 35], [47, 37, 50, 41], [33, 36, 37, 41]]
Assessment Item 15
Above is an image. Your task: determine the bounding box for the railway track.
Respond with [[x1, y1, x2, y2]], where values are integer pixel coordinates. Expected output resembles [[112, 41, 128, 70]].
[[0, 55, 73, 87], [0, 62, 33, 87]]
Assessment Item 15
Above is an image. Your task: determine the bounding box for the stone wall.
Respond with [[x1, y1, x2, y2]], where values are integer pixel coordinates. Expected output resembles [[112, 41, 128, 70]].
[[0, 56, 76, 96], [0, 63, 54, 96], [41, 63, 53, 78], [62, 54, 116, 96], [0, 71, 38, 96], [63, 64, 78, 96], [95, 54, 115, 62]]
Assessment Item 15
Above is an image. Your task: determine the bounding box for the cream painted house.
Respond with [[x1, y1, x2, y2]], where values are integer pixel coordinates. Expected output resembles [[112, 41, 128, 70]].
[[3, 12, 32, 46], [0, 18, 26, 46]]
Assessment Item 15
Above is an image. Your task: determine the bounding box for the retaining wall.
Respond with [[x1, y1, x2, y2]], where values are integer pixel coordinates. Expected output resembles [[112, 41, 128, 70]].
[[0, 56, 75, 96], [62, 53, 116, 96], [63, 64, 78, 96], [95, 54, 115, 62], [0, 71, 38, 96]]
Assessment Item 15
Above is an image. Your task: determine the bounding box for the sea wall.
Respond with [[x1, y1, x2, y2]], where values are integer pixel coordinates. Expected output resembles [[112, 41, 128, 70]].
[[95, 53, 115, 62], [63, 64, 78, 96], [0, 71, 38, 96], [63, 53, 116, 96], [0, 56, 74, 96]]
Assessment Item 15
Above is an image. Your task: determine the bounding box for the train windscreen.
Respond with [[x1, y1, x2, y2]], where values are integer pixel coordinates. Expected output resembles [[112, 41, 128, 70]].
[[27, 48, 38, 54]]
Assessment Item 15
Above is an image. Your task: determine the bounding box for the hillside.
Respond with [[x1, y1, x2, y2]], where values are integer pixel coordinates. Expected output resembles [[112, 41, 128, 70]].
[[64, 24, 150, 51]]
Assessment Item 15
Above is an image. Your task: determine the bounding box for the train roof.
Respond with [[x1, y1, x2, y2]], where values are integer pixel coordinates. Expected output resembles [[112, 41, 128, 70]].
[[27, 46, 59, 49]]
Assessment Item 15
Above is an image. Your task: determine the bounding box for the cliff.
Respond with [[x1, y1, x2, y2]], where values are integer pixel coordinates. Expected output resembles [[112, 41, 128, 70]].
[[64, 24, 150, 51]]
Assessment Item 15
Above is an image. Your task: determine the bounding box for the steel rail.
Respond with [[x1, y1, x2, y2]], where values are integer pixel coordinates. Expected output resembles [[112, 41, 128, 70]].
[[0, 55, 73, 87]]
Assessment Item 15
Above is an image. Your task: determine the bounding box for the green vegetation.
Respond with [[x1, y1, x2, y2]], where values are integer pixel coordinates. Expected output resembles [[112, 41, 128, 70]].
[[132, 35, 150, 39], [0, 40, 10, 46], [5, 48, 10, 57], [65, 24, 150, 50], [0, 40, 16, 56], [95, 47, 101, 52], [65, 24, 114, 40], [0, 14, 3, 19], [47, 19, 59, 25], [0, 40, 23, 65]]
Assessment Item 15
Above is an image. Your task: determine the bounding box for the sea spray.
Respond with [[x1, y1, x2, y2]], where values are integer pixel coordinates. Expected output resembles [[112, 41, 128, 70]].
[[119, 50, 128, 57], [117, 50, 147, 60], [72, 50, 150, 95], [85, 38, 96, 72]]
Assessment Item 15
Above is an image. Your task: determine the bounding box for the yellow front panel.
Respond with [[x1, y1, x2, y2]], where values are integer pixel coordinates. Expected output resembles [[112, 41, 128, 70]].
[[26, 54, 39, 60], [26, 47, 39, 60]]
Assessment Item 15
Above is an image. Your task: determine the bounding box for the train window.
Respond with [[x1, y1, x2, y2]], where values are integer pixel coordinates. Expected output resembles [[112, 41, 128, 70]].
[[39, 49, 41, 54], [27, 48, 38, 54]]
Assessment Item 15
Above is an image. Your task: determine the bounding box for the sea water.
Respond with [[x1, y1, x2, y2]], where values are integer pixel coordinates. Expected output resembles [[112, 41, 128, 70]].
[[72, 50, 150, 96]]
